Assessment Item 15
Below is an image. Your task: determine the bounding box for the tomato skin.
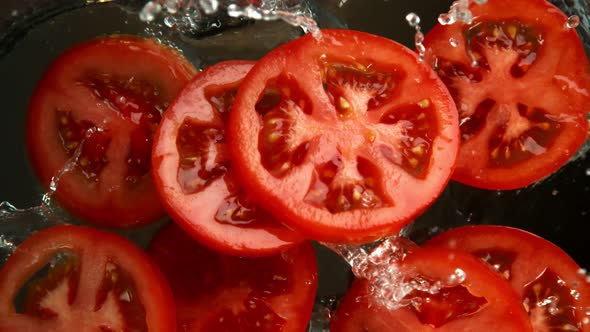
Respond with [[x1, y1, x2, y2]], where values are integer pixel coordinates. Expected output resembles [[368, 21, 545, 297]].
[[147, 223, 318, 332], [424, 225, 590, 331], [331, 247, 533, 332], [423, 0, 590, 190], [26, 35, 196, 228], [228, 29, 459, 243], [0, 225, 176, 332], [152, 60, 305, 257]]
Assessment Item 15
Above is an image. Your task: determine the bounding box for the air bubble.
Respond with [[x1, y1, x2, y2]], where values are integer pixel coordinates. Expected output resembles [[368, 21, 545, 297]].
[[405, 13, 421, 27], [585, 169, 590, 176], [571, 289, 581, 300], [449, 37, 459, 47], [566, 15, 580, 29], [164, 0, 180, 14], [552, 189, 559, 196], [164, 16, 177, 28], [578, 268, 587, 276]]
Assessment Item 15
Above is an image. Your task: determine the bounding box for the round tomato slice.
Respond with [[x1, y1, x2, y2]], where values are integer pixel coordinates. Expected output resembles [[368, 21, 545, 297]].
[[423, 0, 590, 190], [228, 29, 459, 243], [0, 225, 176, 332], [424, 225, 590, 331], [26, 35, 197, 228], [147, 223, 317, 332], [152, 60, 304, 257], [331, 247, 533, 332]]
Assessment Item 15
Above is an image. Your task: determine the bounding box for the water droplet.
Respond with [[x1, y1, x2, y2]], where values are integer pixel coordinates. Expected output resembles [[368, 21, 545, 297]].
[[448, 268, 466, 285], [583, 317, 590, 324], [571, 289, 581, 300], [473, 0, 488, 4], [199, 0, 219, 15], [551, 189, 559, 196], [449, 38, 459, 47], [164, 16, 177, 28], [11, 10, 18, 17], [566, 15, 580, 29], [438, 13, 456, 25], [586, 169, 590, 176], [405, 13, 421, 27], [578, 268, 587, 276], [139, 1, 162, 22], [164, 0, 180, 14]]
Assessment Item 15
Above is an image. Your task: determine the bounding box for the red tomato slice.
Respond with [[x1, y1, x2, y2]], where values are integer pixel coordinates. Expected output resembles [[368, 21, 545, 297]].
[[228, 29, 459, 243], [26, 35, 197, 228], [331, 247, 533, 332], [152, 60, 304, 257], [147, 223, 317, 332], [424, 225, 590, 331], [0, 225, 176, 332], [423, 0, 590, 190]]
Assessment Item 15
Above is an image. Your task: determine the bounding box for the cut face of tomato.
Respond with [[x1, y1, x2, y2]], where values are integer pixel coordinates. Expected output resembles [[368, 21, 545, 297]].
[[26, 35, 197, 228], [425, 225, 590, 331], [0, 226, 176, 332], [331, 248, 533, 332], [423, 0, 590, 190], [151, 60, 305, 257], [147, 223, 318, 332], [228, 29, 459, 243]]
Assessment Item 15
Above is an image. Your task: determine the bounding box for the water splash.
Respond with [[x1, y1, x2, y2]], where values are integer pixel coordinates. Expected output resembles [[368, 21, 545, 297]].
[[405, 13, 425, 61], [438, 0, 488, 26], [324, 236, 453, 311], [227, 3, 320, 37], [307, 296, 339, 332]]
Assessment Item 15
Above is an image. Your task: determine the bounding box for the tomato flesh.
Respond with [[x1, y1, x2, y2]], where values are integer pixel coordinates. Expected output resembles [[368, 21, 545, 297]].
[[425, 225, 590, 331], [0, 226, 176, 332], [229, 29, 459, 243], [151, 60, 304, 256], [331, 248, 533, 331], [147, 223, 318, 332], [423, 0, 590, 189], [26, 36, 196, 227]]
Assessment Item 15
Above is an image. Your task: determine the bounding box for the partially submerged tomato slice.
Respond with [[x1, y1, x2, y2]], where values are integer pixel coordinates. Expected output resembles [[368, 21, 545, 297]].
[[425, 225, 590, 331], [0, 225, 176, 332], [152, 60, 304, 256], [423, 0, 590, 190], [331, 247, 533, 331], [26, 35, 197, 227], [228, 29, 459, 243], [147, 223, 317, 332]]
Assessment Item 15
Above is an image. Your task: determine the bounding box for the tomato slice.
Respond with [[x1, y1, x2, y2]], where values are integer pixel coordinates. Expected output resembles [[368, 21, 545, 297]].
[[26, 35, 197, 228], [228, 29, 459, 243], [424, 225, 590, 331], [423, 0, 590, 190], [331, 247, 533, 331], [151, 60, 304, 256], [0, 225, 176, 332], [147, 223, 317, 331]]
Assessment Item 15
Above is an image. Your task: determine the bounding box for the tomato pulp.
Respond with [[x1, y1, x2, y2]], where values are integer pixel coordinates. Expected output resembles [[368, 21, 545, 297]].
[[331, 247, 533, 331], [423, 0, 590, 189], [425, 225, 590, 331], [152, 60, 304, 257], [26, 35, 197, 228], [0, 225, 176, 332], [147, 223, 318, 332], [229, 29, 460, 243]]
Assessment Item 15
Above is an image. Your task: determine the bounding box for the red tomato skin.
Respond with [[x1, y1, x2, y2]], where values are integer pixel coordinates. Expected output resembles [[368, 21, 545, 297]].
[[0, 225, 176, 332], [26, 35, 196, 228], [423, 0, 590, 190], [151, 60, 305, 257], [424, 225, 590, 331], [228, 29, 460, 243], [147, 223, 318, 332], [331, 248, 533, 332]]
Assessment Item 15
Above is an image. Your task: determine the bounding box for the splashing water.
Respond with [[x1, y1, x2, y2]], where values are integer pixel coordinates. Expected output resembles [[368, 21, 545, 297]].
[[405, 13, 425, 61], [227, 3, 320, 37], [438, 0, 487, 26], [324, 236, 451, 311]]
